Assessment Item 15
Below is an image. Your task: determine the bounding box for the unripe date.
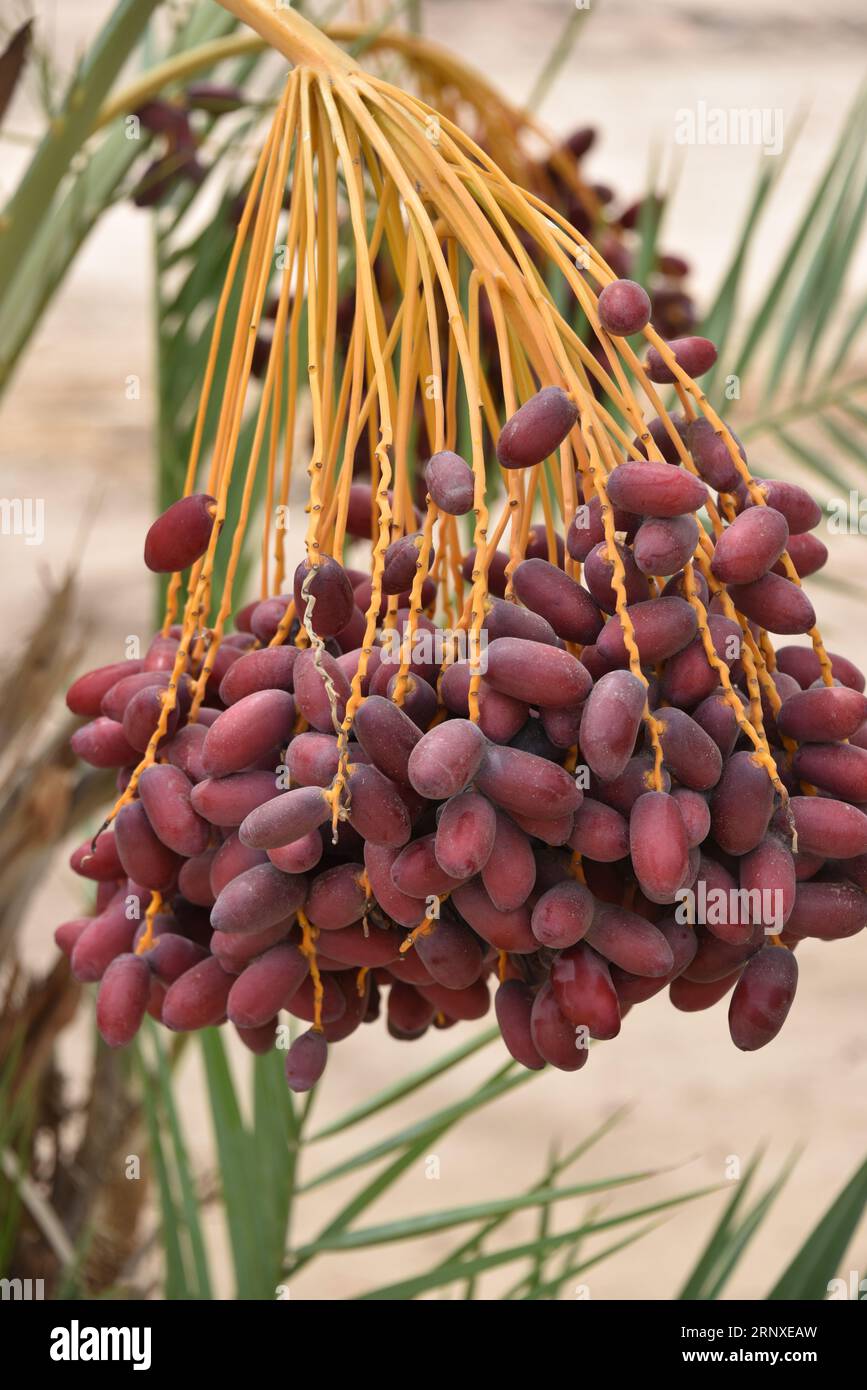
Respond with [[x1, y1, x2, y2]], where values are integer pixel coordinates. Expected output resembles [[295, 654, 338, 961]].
[[484, 637, 591, 708], [644, 336, 717, 384], [144, 493, 216, 573], [481, 810, 536, 910], [728, 945, 798, 1051], [495, 981, 545, 1070], [293, 554, 354, 638], [496, 387, 578, 470], [551, 942, 621, 1039], [579, 670, 647, 782], [512, 557, 605, 643], [530, 982, 587, 1071], [605, 461, 708, 518], [425, 450, 475, 515], [407, 719, 486, 800], [568, 797, 629, 862], [728, 573, 815, 635], [162, 956, 234, 1031], [630, 791, 690, 904], [596, 596, 697, 667], [711, 507, 789, 585], [632, 514, 699, 577], [709, 751, 775, 856], [227, 943, 308, 1028], [435, 789, 496, 879], [475, 744, 582, 820], [531, 880, 595, 949], [776, 686, 867, 743], [96, 953, 151, 1047], [782, 797, 867, 859], [210, 863, 307, 935]]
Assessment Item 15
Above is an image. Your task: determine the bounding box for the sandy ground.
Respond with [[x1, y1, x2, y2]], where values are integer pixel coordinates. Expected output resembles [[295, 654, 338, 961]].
[[2, 0, 867, 1300]]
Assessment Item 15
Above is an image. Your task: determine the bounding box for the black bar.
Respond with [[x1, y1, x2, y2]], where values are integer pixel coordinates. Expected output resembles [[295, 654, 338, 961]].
[[3, 1294, 863, 1375]]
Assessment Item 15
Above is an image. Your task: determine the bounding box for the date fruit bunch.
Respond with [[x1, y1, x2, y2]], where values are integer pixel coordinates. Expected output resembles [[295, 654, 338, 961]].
[[58, 300, 867, 1091]]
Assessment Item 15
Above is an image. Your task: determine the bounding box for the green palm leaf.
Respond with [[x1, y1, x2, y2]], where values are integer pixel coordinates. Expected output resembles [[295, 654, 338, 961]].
[[767, 1155, 867, 1300]]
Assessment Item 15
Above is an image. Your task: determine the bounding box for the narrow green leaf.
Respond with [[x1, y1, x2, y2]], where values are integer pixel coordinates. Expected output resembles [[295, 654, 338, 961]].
[[252, 1047, 296, 1285], [764, 136, 865, 401], [199, 1027, 265, 1299], [703, 1156, 796, 1302], [739, 373, 867, 443], [733, 86, 867, 385], [818, 413, 867, 471], [772, 426, 851, 497], [308, 1024, 500, 1141], [700, 127, 799, 404], [297, 1170, 667, 1254], [521, 1218, 668, 1301], [132, 1039, 190, 1299], [298, 1065, 529, 1192], [440, 1105, 630, 1273], [289, 1064, 527, 1278], [0, 2, 249, 395], [767, 1155, 867, 1300], [630, 148, 666, 294], [525, 2, 592, 113], [829, 289, 867, 376], [523, 1150, 556, 1300], [353, 1187, 719, 1300], [796, 156, 867, 386], [0, 0, 163, 306], [839, 397, 867, 432], [679, 1150, 764, 1299], [150, 1025, 213, 1299], [679, 1149, 799, 1303]]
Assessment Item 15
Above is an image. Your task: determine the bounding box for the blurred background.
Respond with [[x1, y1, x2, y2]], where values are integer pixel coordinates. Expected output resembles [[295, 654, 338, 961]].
[[1, 0, 866, 1300]]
